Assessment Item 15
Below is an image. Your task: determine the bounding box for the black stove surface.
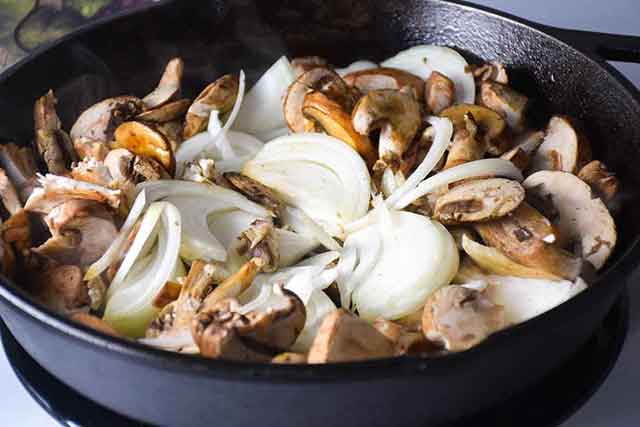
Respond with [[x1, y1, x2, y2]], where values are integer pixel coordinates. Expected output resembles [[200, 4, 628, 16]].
[[1, 292, 629, 427]]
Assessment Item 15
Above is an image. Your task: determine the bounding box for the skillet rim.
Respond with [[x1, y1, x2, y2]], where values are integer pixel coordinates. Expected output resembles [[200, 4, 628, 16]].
[[0, 0, 638, 381]]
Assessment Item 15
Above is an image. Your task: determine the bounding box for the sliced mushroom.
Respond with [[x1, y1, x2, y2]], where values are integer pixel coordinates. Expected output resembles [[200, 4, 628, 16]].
[[480, 81, 528, 132], [301, 91, 376, 166], [132, 155, 171, 182], [425, 71, 455, 114], [0, 143, 38, 202], [422, 284, 505, 352], [523, 170, 616, 270], [439, 103, 506, 142], [469, 62, 509, 85], [0, 168, 23, 215], [142, 57, 184, 108], [34, 90, 77, 174], [307, 309, 394, 363], [225, 172, 284, 219], [372, 318, 430, 355], [434, 178, 525, 224], [237, 219, 279, 273], [443, 113, 486, 169], [152, 280, 183, 309], [2, 209, 32, 255], [136, 98, 191, 123], [352, 89, 422, 170], [70, 312, 122, 338], [291, 56, 329, 77], [183, 158, 226, 186], [283, 67, 351, 133], [113, 121, 174, 175], [474, 203, 583, 280], [70, 96, 145, 144], [578, 160, 619, 204], [201, 258, 260, 311], [70, 157, 114, 187], [184, 74, 239, 139], [529, 115, 591, 174], [30, 264, 89, 313], [500, 130, 544, 170], [343, 67, 424, 99]]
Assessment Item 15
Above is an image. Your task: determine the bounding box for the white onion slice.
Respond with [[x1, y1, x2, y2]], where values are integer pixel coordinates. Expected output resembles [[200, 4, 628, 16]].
[[296, 251, 341, 268], [335, 60, 379, 76], [275, 228, 320, 266], [233, 56, 295, 135], [281, 206, 341, 251], [381, 45, 475, 104], [394, 159, 523, 209], [138, 329, 196, 351], [208, 209, 259, 250], [386, 116, 453, 207], [84, 190, 147, 281], [244, 133, 371, 239], [291, 289, 336, 352]]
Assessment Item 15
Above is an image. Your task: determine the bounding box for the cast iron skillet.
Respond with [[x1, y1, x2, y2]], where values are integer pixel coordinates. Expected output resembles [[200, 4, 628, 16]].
[[1, 1, 640, 426]]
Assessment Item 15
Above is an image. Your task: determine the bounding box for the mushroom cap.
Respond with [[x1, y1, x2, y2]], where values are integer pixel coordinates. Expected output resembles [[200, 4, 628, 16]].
[[290, 56, 329, 77], [479, 81, 528, 131], [529, 115, 591, 174], [142, 57, 184, 108], [578, 160, 619, 203], [113, 121, 175, 176], [523, 170, 616, 270], [70, 96, 145, 143], [425, 71, 455, 114], [184, 74, 239, 139], [439, 103, 506, 141], [137, 98, 191, 123], [343, 67, 425, 99], [422, 284, 505, 352]]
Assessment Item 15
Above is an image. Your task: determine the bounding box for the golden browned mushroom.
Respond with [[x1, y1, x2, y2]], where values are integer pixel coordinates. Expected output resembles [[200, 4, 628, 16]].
[[480, 81, 528, 132], [290, 56, 329, 77], [136, 99, 191, 123], [225, 172, 284, 219], [201, 258, 261, 311], [372, 318, 430, 355], [70, 312, 123, 338], [578, 160, 619, 204], [500, 130, 544, 170], [529, 115, 591, 174], [474, 203, 583, 280], [422, 284, 505, 352], [142, 57, 184, 108], [70, 96, 145, 144], [152, 280, 183, 309], [2, 209, 32, 255], [443, 113, 486, 169], [352, 89, 422, 171], [113, 121, 175, 175], [433, 178, 525, 224], [307, 309, 394, 363], [469, 62, 509, 85], [523, 170, 616, 270], [343, 67, 425, 99], [439, 103, 506, 142], [34, 90, 78, 174], [302, 91, 377, 166], [237, 219, 279, 273], [425, 71, 455, 114], [184, 74, 239, 139]]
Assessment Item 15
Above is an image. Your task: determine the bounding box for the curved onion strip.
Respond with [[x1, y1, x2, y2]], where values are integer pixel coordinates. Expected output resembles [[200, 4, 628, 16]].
[[381, 45, 475, 104], [313, 267, 338, 291], [336, 245, 357, 308], [394, 159, 523, 209], [107, 202, 164, 298], [138, 329, 196, 351], [291, 289, 336, 352], [380, 167, 400, 198], [386, 116, 453, 206], [208, 209, 259, 249], [233, 56, 295, 135], [84, 190, 147, 281], [281, 206, 341, 251], [275, 228, 320, 267], [335, 60, 379, 76], [104, 202, 182, 337], [297, 251, 341, 268], [237, 283, 274, 315], [284, 268, 315, 304], [338, 225, 382, 310]]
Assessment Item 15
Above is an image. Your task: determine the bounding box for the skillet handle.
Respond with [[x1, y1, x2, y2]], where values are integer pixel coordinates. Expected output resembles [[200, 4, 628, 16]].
[[542, 26, 640, 63]]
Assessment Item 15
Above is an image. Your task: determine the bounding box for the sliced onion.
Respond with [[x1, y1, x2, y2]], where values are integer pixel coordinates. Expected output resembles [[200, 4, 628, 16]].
[[386, 116, 453, 207], [275, 228, 320, 266], [296, 251, 341, 267], [104, 202, 182, 337], [339, 225, 382, 310], [138, 329, 196, 351], [335, 60, 379, 76], [208, 209, 259, 249], [291, 289, 336, 352], [381, 45, 475, 104], [243, 133, 371, 239], [281, 206, 341, 251], [233, 56, 295, 135], [84, 189, 147, 281], [394, 159, 523, 209], [107, 202, 164, 298], [237, 283, 274, 315]]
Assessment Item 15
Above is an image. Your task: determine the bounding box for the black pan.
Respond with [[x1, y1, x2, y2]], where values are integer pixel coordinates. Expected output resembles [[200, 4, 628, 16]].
[[1, 1, 640, 426]]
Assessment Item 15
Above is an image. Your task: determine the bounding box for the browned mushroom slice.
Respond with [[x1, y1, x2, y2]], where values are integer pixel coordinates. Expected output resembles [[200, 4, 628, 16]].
[[422, 284, 505, 352], [70, 96, 145, 144], [343, 67, 425, 99], [237, 219, 279, 272], [302, 91, 377, 166], [523, 170, 616, 270], [2, 209, 32, 255], [152, 280, 183, 309], [433, 178, 525, 224], [291, 56, 329, 77], [70, 312, 123, 338], [372, 318, 430, 355], [307, 309, 394, 363], [34, 90, 78, 174], [143, 57, 184, 108], [500, 130, 544, 170], [0, 143, 38, 202], [136, 98, 191, 123], [529, 115, 591, 174], [439, 103, 506, 142], [200, 258, 260, 311], [131, 155, 171, 182], [474, 203, 583, 280], [0, 168, 22, 215], [352, 89, 421, 170], [272, 352, 307, 364], [113, 121, 174, 175], [425, 71, 455, 114], [480, 81, 528, 132], [30, 264, 89, 313], [283, 67, 350, 133], [225, 172, 284, 219], [469, 62, 509, 85], [443, 113, 486, 169], [156, 120, 184, 152], [184, 74, 239, 139], [577, 160, 619, 203]]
